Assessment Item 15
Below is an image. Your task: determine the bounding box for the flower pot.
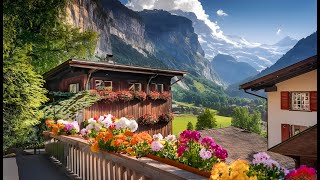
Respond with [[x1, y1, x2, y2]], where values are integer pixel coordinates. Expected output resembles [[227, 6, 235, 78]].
[[146, 154, 211, 178]]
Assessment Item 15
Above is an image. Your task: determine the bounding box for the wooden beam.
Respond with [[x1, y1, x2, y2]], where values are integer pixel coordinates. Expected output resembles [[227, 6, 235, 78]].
[[265, 85, 277, 92]]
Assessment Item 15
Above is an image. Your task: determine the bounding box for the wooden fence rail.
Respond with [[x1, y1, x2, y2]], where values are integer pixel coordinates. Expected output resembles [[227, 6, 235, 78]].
[[44, 133, 207, 180]]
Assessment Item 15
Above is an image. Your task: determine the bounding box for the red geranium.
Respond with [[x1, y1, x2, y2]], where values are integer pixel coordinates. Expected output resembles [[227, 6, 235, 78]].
[[148, 91, 160, 100], [133, 91, 147, 101], [159, 91, 171, 100], [118, 91, 134, 101]]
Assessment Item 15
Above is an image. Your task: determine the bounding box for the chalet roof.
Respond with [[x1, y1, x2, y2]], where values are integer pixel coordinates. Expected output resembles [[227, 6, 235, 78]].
[[239, 55, 317, 91], [43, 59, 187, 80], [268, 124, 317, 158], [199, 126, 295, 169]]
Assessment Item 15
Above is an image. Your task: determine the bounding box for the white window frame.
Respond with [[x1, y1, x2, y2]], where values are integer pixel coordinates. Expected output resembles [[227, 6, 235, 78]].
[[69, 83, 79, 93], [128, 82, 142, 91], [157, 84, 164, 93], [291, 92, 310, 111], [95, 80, 112, 90]]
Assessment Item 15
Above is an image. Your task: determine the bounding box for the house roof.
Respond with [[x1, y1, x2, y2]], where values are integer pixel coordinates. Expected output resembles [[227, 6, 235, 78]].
[[199, 126, 295, 169], [43, 59, 187, 80], [239, 55, 317, 91], [268, 124, 317, 158]]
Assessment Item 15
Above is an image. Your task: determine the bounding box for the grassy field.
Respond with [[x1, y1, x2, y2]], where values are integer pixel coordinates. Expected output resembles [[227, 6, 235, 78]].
[[172, 113, 232, 135]]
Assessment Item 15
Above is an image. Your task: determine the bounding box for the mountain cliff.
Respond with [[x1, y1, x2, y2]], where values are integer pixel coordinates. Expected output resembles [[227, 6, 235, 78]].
[[211, 54, 258, 85]]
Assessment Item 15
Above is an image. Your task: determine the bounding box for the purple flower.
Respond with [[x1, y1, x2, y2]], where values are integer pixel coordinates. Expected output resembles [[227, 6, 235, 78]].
[[214, 145, 228, 161], [252, 152, 271, 164], [151, 141, 164, 152], [177, 145, 188, 157], [80, 128, 88, 136], [201, 136, 217, 149], [199, 148, 212, 160], [64, 123, 74, 131]]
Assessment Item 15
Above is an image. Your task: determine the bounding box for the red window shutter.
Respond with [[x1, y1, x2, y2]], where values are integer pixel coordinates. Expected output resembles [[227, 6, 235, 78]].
[[281, 124, 290, 142], [310, 91, 317, 111], [281, 91, 290, 110]]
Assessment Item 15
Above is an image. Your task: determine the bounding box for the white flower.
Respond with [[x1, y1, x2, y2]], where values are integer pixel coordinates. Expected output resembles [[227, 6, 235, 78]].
[[87, 118, 96, 124], [94, 123, 102, 131], [128, 120, 138, 132], [153, 133, 163, 141], [72, 121, 80, 132], [101, 118, 113, 128], [86, 123, 94, 130], [164, 135, 177, 142], [57, 119, 65, 124], [97, 116, 105, 124]]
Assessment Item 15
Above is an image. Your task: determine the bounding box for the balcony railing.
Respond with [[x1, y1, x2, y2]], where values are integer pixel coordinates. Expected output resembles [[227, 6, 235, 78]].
[[44, 133, 207, 180]]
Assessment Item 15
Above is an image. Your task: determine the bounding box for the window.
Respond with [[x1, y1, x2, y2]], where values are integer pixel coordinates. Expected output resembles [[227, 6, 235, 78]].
[[291, 92, 310, 111], [128, 82, 141, 91], [281, 91, 317, 111], [69, 83, 79, 93], [281, 124, 308, 141], [150, 83, 164, 92], [156, 84, 164, 93], [95, 80, 112, 90]]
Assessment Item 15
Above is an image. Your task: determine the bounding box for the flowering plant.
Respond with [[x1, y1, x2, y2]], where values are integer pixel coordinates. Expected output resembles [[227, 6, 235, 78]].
[[138, 114, 159, 125], [89, 115, 139, 153], [149, 134, 178, 160], [130, 132, 153, 157], [159, 91, 171, 100], [247, 152, 287, 180], [100, 91, 119, 102], [210, 159, 258, 180], [285, 165, 317, 180], [132, 91, 147, 101], [118, 91, 134, 101], [158, 113, 174, 123], [148, 91, 160, 100], [47, 119, 80, 135], [177, 130, 228, 171]]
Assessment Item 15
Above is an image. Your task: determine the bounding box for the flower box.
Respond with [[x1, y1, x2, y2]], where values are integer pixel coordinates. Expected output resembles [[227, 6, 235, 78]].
[[146, 154, 211, 178]]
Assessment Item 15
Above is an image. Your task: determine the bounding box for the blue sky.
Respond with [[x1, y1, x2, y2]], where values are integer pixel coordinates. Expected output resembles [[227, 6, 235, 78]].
[[119, 0, 316, 44]]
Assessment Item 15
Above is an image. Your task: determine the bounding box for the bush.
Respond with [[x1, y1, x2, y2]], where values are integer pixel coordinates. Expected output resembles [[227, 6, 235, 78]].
[[186, 121, 194, 130], [195, 108, 217, 130]]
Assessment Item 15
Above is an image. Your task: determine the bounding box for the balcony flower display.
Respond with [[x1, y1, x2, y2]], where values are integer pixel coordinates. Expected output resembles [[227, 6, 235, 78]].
[[149, 134, 178, 160], [118, 91, 134, 101], [130, 132, 153, 157], [210, 159, 258, 180], [158, 113, 174, 123], [159, 91, 171, 100], [132, 91, 147, 101], [138, 114, 159, 126], [148, 91, 160, 100], [285, 165, 317, 180], [45, 119, 80, 135], [247, 152, 287, 179], [101, 91, 119, 102]]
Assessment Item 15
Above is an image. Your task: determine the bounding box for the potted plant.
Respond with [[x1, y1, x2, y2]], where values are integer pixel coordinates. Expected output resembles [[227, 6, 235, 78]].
[[158, 113, 174, 123], [148, 91, 160, 100], [138, 114, 159, 126], [118, 91, 134, 102], [159, 91, 171, 100]]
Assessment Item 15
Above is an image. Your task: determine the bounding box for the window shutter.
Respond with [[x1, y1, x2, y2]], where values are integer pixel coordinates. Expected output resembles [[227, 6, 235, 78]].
[[281, 91, 290, 110], [310, 91, 317, 111]]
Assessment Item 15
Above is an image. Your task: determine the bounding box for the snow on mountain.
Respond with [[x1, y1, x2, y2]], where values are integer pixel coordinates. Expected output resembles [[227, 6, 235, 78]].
[[170, 10, 298, 71]]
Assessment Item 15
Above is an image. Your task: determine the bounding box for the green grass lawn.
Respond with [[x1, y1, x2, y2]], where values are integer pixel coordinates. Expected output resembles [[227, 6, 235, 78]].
[[172, 113, 232, 135]]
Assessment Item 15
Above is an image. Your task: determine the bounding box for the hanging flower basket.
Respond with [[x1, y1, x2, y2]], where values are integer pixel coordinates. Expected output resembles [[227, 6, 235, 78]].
[[158, 113, 174, 123], [118, 91, 134, 101], [138, 114, 159, 125], [146, 154, 211, 178], [159, 91, 171, 100], [132, 91, 147, 101], [148, 91, 161, 100]]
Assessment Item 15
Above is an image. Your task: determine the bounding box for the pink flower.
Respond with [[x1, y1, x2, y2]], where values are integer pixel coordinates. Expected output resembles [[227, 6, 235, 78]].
[[285, 165, 317, 180], [80, 128, 88, 136], [151, 141, 164, 152], [179, 130, 201, 142], [214, 145, 228, 161], [177, 145, 188, 157], [199, 148, 212, 160], [252, 152, 270, 164]]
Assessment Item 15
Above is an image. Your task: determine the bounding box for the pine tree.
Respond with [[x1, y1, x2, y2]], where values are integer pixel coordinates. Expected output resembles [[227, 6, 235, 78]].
[[186, 121, 194, 130], [195, 108, 217, 130]]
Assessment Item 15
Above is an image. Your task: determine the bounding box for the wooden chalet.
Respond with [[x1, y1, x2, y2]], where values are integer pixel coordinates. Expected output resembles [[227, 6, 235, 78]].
[[43, 59, 186, 136]]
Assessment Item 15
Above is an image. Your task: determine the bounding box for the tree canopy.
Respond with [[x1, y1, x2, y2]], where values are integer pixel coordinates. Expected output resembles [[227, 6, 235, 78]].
[[195, 108, 217, 130]]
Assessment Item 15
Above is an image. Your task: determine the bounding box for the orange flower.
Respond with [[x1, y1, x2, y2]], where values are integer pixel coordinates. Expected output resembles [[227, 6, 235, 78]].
[[91, 142, 100, 153], [126, 147, 135, 156], [57, 123, 65, 130], [124, 130, 134, 137], [45, 120, 54, 125], [52, 127, 58, 135], [130, 132, 152, 145], [96, 132, 106, 141], [113, 134, 127, 147], [104, 131, 113, 142]]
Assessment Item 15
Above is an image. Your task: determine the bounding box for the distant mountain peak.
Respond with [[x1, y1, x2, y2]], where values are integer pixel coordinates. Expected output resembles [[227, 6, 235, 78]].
[[273, 36, 298, 46], [213, 54, 237, 63]]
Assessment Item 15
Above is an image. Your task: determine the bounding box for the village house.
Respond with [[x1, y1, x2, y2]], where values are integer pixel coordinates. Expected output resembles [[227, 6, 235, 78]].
[[239, 55, 317, 168], [43, 58, 186, 136]]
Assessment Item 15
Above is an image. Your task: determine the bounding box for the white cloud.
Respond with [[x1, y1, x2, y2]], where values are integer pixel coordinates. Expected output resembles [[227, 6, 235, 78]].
[[276, 28, 281, 35], [126, 0, 239, 46], [216, 9, 228, 16]]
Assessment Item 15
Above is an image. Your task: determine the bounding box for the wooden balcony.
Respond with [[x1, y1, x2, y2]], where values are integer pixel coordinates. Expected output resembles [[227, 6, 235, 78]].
[[44, 133, 207, 180]]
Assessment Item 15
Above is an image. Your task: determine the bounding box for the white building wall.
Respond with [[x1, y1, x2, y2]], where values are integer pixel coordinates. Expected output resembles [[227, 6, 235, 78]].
[[267, 70, 317, 148]]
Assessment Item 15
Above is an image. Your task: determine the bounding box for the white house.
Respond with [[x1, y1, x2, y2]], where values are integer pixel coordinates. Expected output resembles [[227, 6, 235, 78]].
[[240, 55, 317, 168]]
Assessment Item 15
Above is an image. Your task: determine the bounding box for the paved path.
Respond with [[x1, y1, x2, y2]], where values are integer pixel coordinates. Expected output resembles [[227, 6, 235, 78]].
[[3, 157, 19, 180], [15, 153, 72, 180]]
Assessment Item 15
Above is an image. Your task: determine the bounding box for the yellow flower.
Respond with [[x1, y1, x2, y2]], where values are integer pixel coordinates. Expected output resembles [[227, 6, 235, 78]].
[[114, 118, 120, 122], [210, 162, 230, 180], [210, 160, 257, 180], [159, 140, 166, 145], [100, 128, 107, 132], [91, 142, 99, 153]]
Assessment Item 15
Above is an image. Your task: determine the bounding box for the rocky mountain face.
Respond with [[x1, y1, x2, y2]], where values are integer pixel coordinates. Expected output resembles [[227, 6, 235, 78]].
[[138, 10, 223, 85], [170, 10, 298, 71], [211, 54, 258, 85]]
